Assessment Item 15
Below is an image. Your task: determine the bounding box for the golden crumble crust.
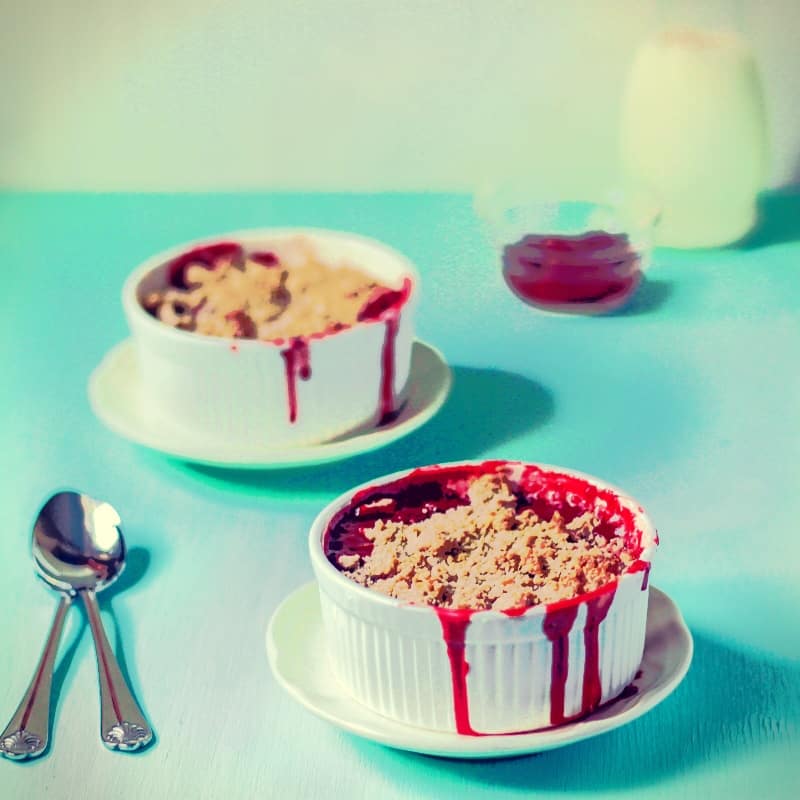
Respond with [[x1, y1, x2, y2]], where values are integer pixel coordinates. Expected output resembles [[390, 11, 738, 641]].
[[142, 237, 383, 340], [337, 474, 634, 611]]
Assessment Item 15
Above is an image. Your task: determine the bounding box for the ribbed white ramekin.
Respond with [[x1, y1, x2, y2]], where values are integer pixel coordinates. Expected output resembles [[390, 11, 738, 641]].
[[122, 229, 418, 447], [309, 461, 658, 735]]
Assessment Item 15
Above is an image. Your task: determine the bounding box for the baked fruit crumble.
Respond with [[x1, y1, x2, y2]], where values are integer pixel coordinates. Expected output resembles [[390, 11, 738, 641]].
[[141, 237, 392, 340], [332, 473, 634, 612], [316, 461, 655, 735]]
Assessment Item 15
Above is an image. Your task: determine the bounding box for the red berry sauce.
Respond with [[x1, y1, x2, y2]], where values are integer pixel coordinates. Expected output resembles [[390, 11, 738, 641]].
[[357, 281, 413, 425], [324, 461, 652, 735], [281, 338, 312, 424], [502, 231, 642, 313], [542, 602, 580, 726], [167, 242, 244, 289], [250, 250, 280, 267], [224, 309, 257, 339]]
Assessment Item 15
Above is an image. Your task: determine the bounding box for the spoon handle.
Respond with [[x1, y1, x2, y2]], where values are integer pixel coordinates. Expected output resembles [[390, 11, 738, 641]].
[[0, 595, 71, 760], [81, 590, 153, 751]]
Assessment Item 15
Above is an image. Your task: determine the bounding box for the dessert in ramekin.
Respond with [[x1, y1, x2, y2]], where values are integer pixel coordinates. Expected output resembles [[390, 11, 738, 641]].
[[122, 229, 418, 447], [309, 460, 658, 735]]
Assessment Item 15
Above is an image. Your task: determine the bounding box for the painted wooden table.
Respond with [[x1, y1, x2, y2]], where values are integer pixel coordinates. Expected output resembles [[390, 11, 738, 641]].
[[1, 191, 799, 799]]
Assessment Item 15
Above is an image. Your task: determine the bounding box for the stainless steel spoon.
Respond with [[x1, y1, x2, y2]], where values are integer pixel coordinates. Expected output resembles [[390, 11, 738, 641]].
[[0, 491, 152, 758]]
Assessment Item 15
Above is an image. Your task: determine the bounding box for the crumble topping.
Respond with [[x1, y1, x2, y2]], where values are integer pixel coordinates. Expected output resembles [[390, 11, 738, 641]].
[[142, 237, 387, 341], [336, 474, 634, 611]]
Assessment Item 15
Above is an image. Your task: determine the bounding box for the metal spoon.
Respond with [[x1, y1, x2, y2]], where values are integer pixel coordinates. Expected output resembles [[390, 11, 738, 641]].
[[0, 491, 152, 758]]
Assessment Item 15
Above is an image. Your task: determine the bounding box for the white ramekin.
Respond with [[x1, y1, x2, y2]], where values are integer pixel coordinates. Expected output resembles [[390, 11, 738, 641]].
[[122, 229, 418, 447], [308, 460, 658, 735]]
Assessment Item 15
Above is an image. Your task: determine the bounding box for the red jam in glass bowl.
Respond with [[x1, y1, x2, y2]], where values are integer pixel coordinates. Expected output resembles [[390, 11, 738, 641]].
[[502, 230, 643, 314]]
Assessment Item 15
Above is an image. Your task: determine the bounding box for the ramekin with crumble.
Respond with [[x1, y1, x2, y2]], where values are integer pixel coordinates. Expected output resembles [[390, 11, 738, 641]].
[[310, 460, 658, 735], [122, 230, 418, 447]]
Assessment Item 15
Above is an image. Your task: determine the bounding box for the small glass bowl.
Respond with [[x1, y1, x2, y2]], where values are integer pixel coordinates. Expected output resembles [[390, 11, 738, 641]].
[[476, 187, 660, 315]]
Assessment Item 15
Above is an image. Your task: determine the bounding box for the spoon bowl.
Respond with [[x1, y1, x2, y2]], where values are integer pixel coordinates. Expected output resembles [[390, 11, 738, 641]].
[[33, 491, 125, 594]]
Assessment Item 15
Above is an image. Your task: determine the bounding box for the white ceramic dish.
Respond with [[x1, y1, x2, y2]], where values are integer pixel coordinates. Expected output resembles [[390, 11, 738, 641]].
[[308, 461, 658, 735], [266, 582, 692, 759], [122, 228, 419, 448], [88, 339, 450, 468]]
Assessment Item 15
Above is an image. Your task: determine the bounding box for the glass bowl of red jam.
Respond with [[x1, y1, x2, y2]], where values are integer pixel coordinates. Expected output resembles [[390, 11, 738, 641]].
[[480, 191, 660, 315]]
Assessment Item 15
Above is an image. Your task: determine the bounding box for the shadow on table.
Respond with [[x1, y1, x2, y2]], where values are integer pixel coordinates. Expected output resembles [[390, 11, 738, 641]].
[[737, 188, 800, 249], [353, 630, 800, 791], [175, 366, 555, 500], [607, 278, 673, 318]]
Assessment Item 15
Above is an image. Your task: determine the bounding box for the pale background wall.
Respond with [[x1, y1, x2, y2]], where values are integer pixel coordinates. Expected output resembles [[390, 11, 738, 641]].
[[2, 0, 798, 192]]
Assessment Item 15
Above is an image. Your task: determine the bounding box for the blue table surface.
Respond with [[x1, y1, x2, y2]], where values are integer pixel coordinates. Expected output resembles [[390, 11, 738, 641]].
[[1, 191, 799, 799]]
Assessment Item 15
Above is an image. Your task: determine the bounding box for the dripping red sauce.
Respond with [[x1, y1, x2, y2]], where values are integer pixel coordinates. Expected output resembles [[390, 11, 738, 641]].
[[581, 589, 616, 714], [434, 608, 478, 736], [502, 231, 642, 314], [542, 603, 580, 726], [280, 338, 312, 423], [357, 279, 413, 426], [541, 581, 618, 727], [601, 682, 639, 708], [617, 683, 639, 701], [377, 316, 399, 425], [324, 461, 654, 735], [629, 559, 651, 590]]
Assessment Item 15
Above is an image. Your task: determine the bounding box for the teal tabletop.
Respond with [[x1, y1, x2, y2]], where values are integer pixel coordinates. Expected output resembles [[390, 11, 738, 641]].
[[1, 191, 799, 799]]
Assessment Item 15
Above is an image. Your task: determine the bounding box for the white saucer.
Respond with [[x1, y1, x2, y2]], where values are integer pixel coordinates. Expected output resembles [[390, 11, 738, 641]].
[[88, 339, 451, 468], [266, 582, 692, 759]]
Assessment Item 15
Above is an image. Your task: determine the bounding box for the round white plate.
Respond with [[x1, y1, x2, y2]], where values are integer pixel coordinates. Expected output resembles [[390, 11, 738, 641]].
[[88, 339, 451, 468], [266, 582, 692, 759]]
